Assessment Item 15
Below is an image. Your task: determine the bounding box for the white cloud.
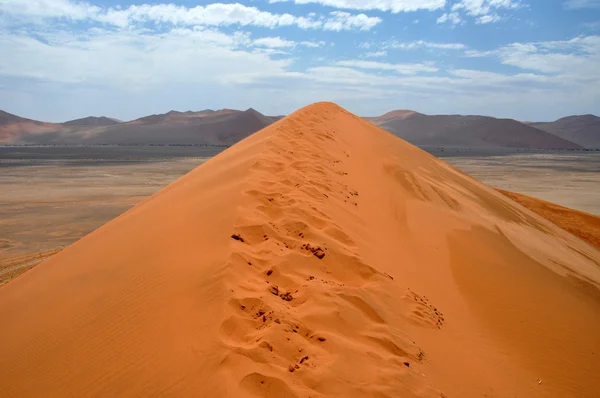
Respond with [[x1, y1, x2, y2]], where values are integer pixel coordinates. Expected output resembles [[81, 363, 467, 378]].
[[476, 13, 501, 23], [0, 27, 296, 86], [336, 60, 439, 74], [564, 0, 600, 9], [268, 0, 446, 13], [384, 40, 467, 50], [441, 0, 522, 24], [300, 41, 327, 47], [0, 0, 101, 21], [363, 51, 387, 57], [437, 12, 462, 24], [448, 69, 553, 84], [252, 37, 326, 48], [0, 0, 381, 31], [322, 11, 382, 31], [452, 0, 522, 15], [253, 37, 296, 48], [465, 36, 600, 78]]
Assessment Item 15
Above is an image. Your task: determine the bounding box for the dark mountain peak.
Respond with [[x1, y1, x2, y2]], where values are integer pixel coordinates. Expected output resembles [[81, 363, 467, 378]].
[[244, 107, 261, 115]]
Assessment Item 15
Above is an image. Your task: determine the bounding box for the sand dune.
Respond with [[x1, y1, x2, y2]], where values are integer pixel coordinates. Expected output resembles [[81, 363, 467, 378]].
[[530, 114, 600, 148], [0, 110, 60, 143], [366, 111, 583, 149], [498, 189, 600, 250], [63, 116, 122, 126], [0, 102, 599, 397], [0, 108, 279, 145], [363, 110, 417, 125]]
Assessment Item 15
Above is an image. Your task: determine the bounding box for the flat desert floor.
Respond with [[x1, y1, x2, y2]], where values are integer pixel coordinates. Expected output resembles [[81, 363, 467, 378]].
[[1, 146, 599, 285]]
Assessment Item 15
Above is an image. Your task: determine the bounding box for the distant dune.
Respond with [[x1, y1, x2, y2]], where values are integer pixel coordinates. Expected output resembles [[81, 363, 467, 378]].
[[0, 110, 61, 143], [93, 108, 281, 145], [1, 102, 598, 397], [3, 107, 593, 149], [363, 109, 417, 125], [63, 116, 122, 126], [0, 108, 280, 146], [365, 111, 583, 149], [530, 114, 600, 148]]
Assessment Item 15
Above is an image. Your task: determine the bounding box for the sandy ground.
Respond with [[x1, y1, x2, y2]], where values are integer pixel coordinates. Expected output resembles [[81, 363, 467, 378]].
[[0, 102, 599, 397]]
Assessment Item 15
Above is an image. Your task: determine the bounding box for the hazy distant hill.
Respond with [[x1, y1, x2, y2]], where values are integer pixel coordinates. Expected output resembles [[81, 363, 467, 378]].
[[1, 107, 590, 149], [0, 108, 280, 146], [362, 110, 416, 125], [529, 115, 600, 148], [63, 116, 122, 126], [365, 111, 583, 149], [0, 110, 61, 143], [85, 108, 280, 145]]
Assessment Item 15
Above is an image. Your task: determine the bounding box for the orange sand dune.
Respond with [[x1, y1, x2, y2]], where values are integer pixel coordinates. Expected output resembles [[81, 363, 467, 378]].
[[498, 189, 600, 250], [0, 102, 599, 397]]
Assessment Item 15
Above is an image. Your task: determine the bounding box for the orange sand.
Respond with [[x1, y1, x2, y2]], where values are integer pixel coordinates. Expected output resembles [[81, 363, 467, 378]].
[[498, 189, 600, 250], [0, 102, 599, 397]]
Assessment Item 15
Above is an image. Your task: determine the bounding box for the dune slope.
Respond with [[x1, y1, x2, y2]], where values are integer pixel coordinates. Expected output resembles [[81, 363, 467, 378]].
[[498, 189, 600, 250], [0, 102, 599, 398], [530, 114, 600, 148]]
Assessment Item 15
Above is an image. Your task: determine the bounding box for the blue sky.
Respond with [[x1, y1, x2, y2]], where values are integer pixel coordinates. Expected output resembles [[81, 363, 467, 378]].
[[0, 0, 599, 122]]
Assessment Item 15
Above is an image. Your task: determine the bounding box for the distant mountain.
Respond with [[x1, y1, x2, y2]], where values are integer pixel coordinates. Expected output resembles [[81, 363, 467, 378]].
[[63, 116, 122, 126], [0, 110, 61, 143], [363, 110, 417, 125], [88, 108, 279, 145], [529, 115, 600, 148], [1, 108, 280, 146], [364, 111, 583, 149], [0, 109, 26, 125], [2, 107, 591, 149]]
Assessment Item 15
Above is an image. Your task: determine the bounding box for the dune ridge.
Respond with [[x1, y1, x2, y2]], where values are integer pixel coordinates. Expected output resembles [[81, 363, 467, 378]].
[[0, 102, 599, 397]]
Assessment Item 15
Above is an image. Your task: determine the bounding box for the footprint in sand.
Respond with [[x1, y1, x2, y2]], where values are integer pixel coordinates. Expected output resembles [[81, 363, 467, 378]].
[[403, 290, 445, 329]]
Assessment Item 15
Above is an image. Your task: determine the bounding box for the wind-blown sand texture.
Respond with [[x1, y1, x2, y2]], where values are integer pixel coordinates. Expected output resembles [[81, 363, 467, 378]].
[[0, 102, 599, 397], [498, 189, 600, 250]]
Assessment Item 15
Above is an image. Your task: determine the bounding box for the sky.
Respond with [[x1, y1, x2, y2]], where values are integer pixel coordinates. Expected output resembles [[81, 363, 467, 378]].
[[0, 0, 599, 122]]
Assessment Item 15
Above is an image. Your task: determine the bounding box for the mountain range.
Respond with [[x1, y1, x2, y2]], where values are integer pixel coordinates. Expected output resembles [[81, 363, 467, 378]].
[[0, 108, 282, 146], [1, 108, 598, 149]]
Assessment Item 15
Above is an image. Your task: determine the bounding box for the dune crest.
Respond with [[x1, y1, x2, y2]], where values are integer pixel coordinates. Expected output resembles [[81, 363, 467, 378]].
[[1, 102, 599, 397]]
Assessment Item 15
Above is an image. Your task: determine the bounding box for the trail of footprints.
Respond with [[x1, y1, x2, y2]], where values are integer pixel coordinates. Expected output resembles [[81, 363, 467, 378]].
[[220, 110, 444, 397], [404, 289, 446, 329]]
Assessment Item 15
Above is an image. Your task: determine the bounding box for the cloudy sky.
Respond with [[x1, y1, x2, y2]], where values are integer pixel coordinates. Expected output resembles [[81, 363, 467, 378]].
[[0, 0, 599, 122]]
